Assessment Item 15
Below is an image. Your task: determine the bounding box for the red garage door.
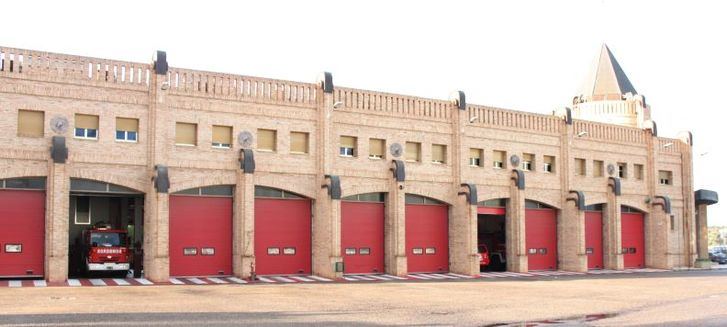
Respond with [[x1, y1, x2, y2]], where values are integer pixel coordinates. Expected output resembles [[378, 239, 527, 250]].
[[525, 201, 557, 271], [255, 187, 311, 275], [406, 195, 448, 274], [169, 186, 233, 277], [621, 208, 645, 269], [585, 209, 604, 269], [0, 188, 45, 277], [341, 193, 385, 274]]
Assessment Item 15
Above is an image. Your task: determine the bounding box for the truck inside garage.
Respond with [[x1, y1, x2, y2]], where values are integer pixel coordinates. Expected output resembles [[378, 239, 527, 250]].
[[67, 178, 143, 278], [477, 199, 507, 272], [0, 177, 46, 278]]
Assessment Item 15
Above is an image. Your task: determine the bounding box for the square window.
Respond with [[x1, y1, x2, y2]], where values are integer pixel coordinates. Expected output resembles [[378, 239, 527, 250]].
[[201, 247, 215, 256], [618, 163, 628, 179], [522, 153, 534, 171], [425, 247, 436, 255], [634, 164, 644, 180], [359, 248, 371, 255], [493, 150, 505, 169], [74, 196, 91, 225], [544, 155, 555, 173], [412, 248, 423, 255], [345, 248, 356, 255], [431, 144, 446, 164], [5, 244, 22, 253], [659, 170, 672, 185], [575, 158, 587, 176], [528, 248, 537, 254], [183, 248, 197, 256], [291, 132, 309, 154], [585, 247, 594, 254], [283, 247, 296, 255], [538, 248, 547, 255], [594, 160, 604, 177], [267, 247, 280, 255], [17, 110, 44, 138], [116, 117, 139, 142], [212, 125, 232, 149], [369, 138, 385, 159], [405, 142, 421, 162], [75, 114, 99, 140], [258, 129, 277, 151], [340, 136, 357, 157], [175, 122, 197, 146], [469, 148, 483, 167]]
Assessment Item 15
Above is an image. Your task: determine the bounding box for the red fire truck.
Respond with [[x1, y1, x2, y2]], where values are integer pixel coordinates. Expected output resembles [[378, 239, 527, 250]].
[[83, 224, 130, 275]]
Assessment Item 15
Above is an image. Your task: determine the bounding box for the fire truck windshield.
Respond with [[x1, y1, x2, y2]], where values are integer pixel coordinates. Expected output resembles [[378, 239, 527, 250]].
[[90, 232, 125, 247]]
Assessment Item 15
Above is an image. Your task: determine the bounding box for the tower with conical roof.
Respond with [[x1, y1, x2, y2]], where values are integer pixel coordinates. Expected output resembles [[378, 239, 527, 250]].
[[572, 44, 650, 128]]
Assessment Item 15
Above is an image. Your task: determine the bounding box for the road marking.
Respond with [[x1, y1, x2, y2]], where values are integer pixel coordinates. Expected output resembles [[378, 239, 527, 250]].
[[352, 275, 376, 281], [271, 276, 296, 283], [227, 277, 248, 284], [207, 277, 228, 284], [134, 278, 153, 285], [431, 273, 458, 279], [447, 273, 474, 279], [169, 278, 185, 285], [188, 278, 206, 285], [89, 279, 106, 286], [33, 280, 47, 287], [407, 274, 431, 280], [67, 279, 82, 287], [307, 275, 332, 282], [382, 274, 407, 280], [113, 279, 130, 286], [289, 276, 314, 282], [420, 274, 447, 280], [257, 277, 276, 283], [367, 275, 393, 281], [9, 280, 22, 287], [343, 276, 362, 281]]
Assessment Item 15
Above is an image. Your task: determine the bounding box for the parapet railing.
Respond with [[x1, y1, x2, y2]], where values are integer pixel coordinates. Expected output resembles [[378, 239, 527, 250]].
[[573, 119, 648, 144], [657, 137, 684, 153], [166, 68, 318, 107], [0, 46, 150, 89], [466, 104, 562, 134], [333, 87, 452, 122]]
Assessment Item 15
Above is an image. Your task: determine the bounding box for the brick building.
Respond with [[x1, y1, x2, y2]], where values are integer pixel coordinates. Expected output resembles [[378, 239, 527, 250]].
[[0, 44, 719, 283]]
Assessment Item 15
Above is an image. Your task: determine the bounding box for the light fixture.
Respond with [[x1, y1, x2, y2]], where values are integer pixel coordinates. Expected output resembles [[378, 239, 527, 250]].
[[663, 142, 674, 148], [333, 101, 343, 109], [577, 131, 588, 137], [469, 116, 479, 123], [160, 81, 170, 90]]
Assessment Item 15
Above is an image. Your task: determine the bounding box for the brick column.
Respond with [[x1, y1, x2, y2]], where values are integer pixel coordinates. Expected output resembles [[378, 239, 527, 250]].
[[506, 183, 527, 272], [449, 191, 478, 276], [233, 170, 255, 278], [694, 204, 711, 268], [604, 191, 623, 270], [559, 199, 587, 272], [386, 177, 407, 276], [646, 201, 670, 269], [143, 188, 169, 281], [45, 161, 69, 283]]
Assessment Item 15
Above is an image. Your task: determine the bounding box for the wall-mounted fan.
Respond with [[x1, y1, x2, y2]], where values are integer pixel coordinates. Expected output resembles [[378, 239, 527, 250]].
[[238, 131, 254, 149], [510, 154, 520, 168], [50, 116, 69, 135], [389, 143, 403, 158]]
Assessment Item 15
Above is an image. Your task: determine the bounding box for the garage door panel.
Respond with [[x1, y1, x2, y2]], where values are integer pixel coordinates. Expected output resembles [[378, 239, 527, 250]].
[[0, 190, 45, 277], [342, 201, 384, 274], [526, 208, 557, 271], [255, 198, 311, 275], [622, 212, 645, 269], [170, 196, 232, 277], [585, 211, 604, 269], [406, 204, 448, 273]]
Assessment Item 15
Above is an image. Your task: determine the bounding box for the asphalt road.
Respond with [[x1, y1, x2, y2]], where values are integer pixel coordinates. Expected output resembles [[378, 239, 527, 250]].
[[1, 269, 726, 326]]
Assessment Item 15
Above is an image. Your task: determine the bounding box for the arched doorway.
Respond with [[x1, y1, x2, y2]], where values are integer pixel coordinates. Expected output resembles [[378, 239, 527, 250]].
[[0, 177, 46, 278], [621, 205, 645, 269], [254, 186, 312, 276], [169, 185, 233, 277], [341, 192, 385, 274], [525, 200, 557, 271], [405, 194, 449, 274]]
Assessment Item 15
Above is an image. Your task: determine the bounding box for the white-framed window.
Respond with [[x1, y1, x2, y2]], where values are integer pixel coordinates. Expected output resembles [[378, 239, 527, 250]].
[[575, 158, 587, 176], [469, 148, 483, 167], [659, 170, 673, 185], [369, 138, 385, 159], [544, 155, 555, 173], [431, 144, 446, 164], [74, 196, 91, 225], [74, 114, 99, 140], [493, 150, 505, 169], [175, 122, 197, 146], [212, 125, 232, 149], [618, 162, 628, 179], [340, 136, 356, 157], [115, 117, 138, 143], [522, 153, 534, 171], [405, 142, 421, 162]]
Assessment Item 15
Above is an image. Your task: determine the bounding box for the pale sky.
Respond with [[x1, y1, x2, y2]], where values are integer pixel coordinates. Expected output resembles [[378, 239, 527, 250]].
[[4, 0, 725, 225]]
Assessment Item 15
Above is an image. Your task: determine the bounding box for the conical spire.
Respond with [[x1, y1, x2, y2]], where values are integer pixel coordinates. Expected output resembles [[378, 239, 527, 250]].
[[578, 44, 637, 100]]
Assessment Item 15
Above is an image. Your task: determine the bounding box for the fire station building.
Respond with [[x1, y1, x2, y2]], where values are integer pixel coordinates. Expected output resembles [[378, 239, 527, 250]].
[[0, 44, 719, 283]]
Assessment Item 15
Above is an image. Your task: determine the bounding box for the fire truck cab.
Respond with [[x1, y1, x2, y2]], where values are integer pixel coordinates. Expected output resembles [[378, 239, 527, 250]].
[[83, 224, 130, 275]]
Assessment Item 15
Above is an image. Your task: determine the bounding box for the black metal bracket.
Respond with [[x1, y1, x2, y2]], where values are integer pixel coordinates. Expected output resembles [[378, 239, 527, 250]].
[[153, 165, 169, 193], [239, 149, 255, 174], [568, 190, 586, 211], [653, 195, 672, 215], [391, 160, 406, 182], [644, 120, 658, 137], [459, 183, 478, 205], [695, 189, 718, 206], [50, 136, 68, 164], [154, 51, 168, 75], [608, 177, 621, 196], [564, 107, 572, 125], [322, 175, 341, 200], [452, 91, 466, 110], [511, 169, 525, 190], [321, 72, 333, 93]]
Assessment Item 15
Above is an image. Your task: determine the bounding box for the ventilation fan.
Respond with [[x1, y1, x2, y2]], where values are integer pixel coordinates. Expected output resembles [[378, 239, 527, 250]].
[[238, 131, 254, 149], [50, 116, 69, 135], [510, 154, 520, 167], [389, 143, 403, 158]]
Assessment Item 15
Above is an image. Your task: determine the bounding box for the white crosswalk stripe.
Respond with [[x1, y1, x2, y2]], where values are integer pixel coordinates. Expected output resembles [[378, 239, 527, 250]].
[[307, 275, 332, 282], [89, 279, 107, 286], [257, 276, 276, 283], [431, 273, 458, 279], [227, 277, 248, 284], [113, 279, 130, 286], [33, 280, 47, 287], [343, 276, 363, 281], [383, 274, 407, 280], [67, 279, 82, 287], [352, 275, 376, 281], [207, 277, 228, 284], [407, 274, 432, 280], [289, 276, 314, 282], [187, 278, 207, 285], [134, 278, 153, 285], [367, 275, 394, 281], [9, 280, 22, 287], [271, 276, 296, 283], [169, 278, 185, 285], [447, 273, 474, 279]]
